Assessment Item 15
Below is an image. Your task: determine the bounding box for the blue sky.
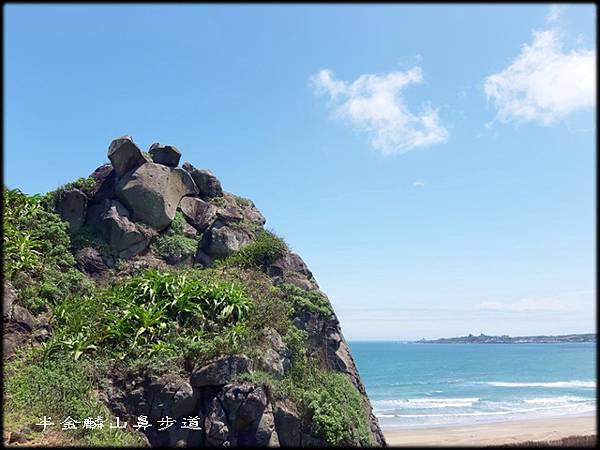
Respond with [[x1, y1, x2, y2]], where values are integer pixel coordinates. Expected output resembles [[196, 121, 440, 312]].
[[4, 4, 596, 340]]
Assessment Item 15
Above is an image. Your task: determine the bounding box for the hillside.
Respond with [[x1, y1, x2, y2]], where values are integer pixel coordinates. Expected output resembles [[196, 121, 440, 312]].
[[2, 136, 386, 447], [416, 333, 596, 344]]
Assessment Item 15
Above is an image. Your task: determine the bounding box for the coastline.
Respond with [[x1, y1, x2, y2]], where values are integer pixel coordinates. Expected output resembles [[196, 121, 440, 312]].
[[383, 414, 597, 447]]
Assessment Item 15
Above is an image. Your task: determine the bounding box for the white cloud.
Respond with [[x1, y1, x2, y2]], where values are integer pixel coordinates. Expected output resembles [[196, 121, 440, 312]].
[[412, 180, 425, 187], [310, 68, 448, 155], [484, 18, 596, 126], [546, 4, 567, 24]]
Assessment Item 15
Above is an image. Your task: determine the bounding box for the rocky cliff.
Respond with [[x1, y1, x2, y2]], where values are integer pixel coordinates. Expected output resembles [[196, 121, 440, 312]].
[[3, 136, 386, 447]]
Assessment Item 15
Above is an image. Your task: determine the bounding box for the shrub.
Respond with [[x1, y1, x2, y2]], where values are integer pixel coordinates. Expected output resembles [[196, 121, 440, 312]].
[[48, 269, 254, 363], [3, 187, 94, 313], [152, 212, 199, 263], [3, 352, 144, 446], [279, 283, 332, 317], [217, 230, 288, 269], [302, 371, 373, 446], [42, 177, 97, 209]]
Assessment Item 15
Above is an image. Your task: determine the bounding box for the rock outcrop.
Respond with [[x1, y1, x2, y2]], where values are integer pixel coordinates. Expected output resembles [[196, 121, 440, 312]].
[[9, 135, 386, 447]]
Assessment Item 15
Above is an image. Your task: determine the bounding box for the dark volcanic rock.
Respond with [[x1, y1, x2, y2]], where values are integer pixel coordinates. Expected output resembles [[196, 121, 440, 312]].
[[191, 355, 252, 387], [178, 196, 217, 232], [87, 163, 116, 204], [55, 188, 87, 233], [201, 221, 253, 258], [116, 163, 198, 230], [267, 251, 319, 290], [274, 400, 302, 447], [91, 199, 155, 259], [148, 143, 181, 167], [107, 136, 149, 177], [182, 162, 223, 198], [75, 247, 109, 276]]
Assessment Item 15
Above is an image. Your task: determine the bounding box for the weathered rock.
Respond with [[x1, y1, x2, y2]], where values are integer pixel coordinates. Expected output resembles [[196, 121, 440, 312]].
[[93, 199, 155, 259], [255, 404, 277, 446], [75, 247, 108, 275], [181, 221, 197, 238], [191, 355, 252, 387], [178, 197, 217, 232], [194, 248, 214, 268], [3, 282, 16, 321], [182, 162, 223, 198], [204, 397, 231, 447], [2, 286, 35, 358], [55, 188, 87, 232], [242, 201, 266, 226], [148, 143, 181, 167], [107, 136, 150, 177], [267, 251, 319, 290], [11, 306, 34, 332], [115, 253, 168, 277], [8, 431, 30, 444], [257, 328, 291, 377], [201, 222, 253, 258], [87, 163, 116, 205], [220, 382, 268, 445], [116, 163, 198, 230], [273, 401, 302, 447], [147, 374, 196, 419]]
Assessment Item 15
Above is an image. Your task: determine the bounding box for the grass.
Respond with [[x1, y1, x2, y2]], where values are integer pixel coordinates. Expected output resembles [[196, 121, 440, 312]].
[[3, 350, 145, 447]]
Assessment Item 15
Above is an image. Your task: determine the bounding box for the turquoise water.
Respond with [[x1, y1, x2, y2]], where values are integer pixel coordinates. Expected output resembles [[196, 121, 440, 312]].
[[349, 342, 596, 429]]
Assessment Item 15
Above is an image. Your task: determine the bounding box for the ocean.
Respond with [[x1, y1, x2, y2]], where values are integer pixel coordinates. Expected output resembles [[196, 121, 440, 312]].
[[349, 341, 596, 430]]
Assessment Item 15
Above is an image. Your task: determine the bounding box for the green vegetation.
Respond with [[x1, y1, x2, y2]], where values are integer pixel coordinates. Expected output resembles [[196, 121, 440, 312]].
[[42, 177, 97, 209], [3, 187, 94, 313], [4, 351, 145, 446], [45, 269, 254, 364], [3, 185, 374, 447], [279, 283, 333, 316], [241, 351, 372, 446], [152, 211, 199, 263], [216, 229, 288, 269], [233, 195, 252, 208]]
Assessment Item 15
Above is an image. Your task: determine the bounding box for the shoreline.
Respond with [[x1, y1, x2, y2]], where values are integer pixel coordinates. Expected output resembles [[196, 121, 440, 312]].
[[383, 414, 597, 447]]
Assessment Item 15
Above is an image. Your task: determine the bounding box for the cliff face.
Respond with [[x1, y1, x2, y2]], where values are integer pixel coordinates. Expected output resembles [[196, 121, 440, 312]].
[[3, 136, 385, 447]]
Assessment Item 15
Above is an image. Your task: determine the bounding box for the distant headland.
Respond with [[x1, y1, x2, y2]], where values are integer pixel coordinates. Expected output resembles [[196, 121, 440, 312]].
[[416, 333, 596, 344]]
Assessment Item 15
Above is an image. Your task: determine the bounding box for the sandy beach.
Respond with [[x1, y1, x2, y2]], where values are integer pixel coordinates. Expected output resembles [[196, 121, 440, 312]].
[[384, 415, 597, 447]]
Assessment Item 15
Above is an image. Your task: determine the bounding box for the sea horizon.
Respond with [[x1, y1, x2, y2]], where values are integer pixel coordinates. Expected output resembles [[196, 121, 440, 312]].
[[349, 341, 596, 430]]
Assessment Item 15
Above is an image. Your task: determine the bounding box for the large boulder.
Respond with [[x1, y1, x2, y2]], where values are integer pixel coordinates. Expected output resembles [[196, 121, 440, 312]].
[[146, 374, 197, 419], [266, 251, 319, 290], [178, 197, 217, 232], [75, 247, 109, 276], [220, 382, 268, 445], [92, 199, 155, 259], [107, 136, 149, 177], [273, 401, 302, 447], [148, 143, 181, 167], [55, 188, 87, 232], [191, 355, 252, 388], [115, 163, 198, 230], [201, 221, 253, 258], [87, 163, 116, 205], [182, 162, 223, 198]]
